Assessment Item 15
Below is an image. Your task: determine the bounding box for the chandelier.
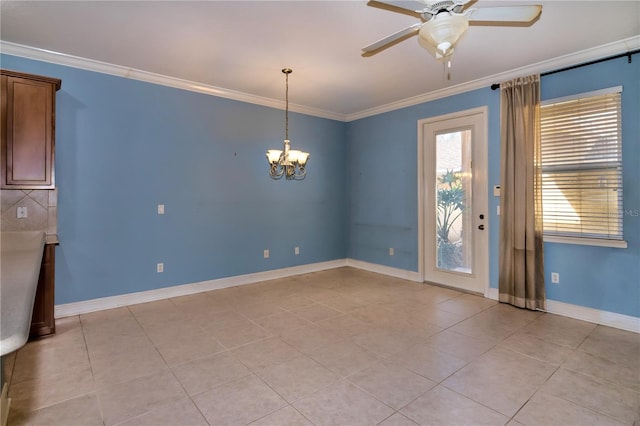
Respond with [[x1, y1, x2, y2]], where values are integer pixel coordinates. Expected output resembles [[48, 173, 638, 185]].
[[266, 68, 309, 180]]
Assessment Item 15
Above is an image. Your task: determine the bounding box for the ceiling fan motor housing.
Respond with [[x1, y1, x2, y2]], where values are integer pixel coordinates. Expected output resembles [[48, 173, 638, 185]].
[[420, 0, 467, 19]]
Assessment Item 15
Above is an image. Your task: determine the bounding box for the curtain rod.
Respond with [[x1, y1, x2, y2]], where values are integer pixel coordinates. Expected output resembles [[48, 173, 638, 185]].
[[490, 49, 640, 90]]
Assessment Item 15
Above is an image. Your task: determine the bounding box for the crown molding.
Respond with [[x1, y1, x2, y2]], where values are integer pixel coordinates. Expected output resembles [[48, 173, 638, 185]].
[[0, 41, 346, 122], [345, 36, 640, 122], [2, 37, 638, 123]]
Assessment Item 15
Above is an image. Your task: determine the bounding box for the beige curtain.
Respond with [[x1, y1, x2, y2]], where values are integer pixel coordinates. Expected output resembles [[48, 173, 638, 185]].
[[498, 75, 545, 310]]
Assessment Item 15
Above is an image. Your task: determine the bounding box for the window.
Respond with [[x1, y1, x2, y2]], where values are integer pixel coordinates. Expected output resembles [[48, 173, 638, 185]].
[[540, 87, 625, 246]]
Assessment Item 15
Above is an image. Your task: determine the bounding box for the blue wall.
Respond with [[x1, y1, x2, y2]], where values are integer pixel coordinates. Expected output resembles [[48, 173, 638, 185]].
[[540, 58, 640, 317], [2, 52, 638, 318], [1, 54, 348, 304], [347, 56, 640, 318], [346, 90, 501, 273]]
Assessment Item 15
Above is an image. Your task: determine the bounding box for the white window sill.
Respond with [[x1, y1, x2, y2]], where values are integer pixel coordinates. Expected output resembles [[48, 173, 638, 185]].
[[544, 235, 628, 249]]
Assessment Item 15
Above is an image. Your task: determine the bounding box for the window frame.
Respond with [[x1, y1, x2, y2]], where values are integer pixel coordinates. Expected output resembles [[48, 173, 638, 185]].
[[540, 86, 627, 249]]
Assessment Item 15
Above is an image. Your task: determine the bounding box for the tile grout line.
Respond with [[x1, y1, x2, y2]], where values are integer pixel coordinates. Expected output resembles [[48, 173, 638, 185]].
[[125, 304, 215, 426], [11, 270, 638, 425], [78, 314, 105, 425]]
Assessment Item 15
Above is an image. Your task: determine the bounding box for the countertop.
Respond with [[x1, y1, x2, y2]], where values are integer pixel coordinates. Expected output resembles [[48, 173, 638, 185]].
[[46, 234, 59, 245], [0, 231, 46, 356]]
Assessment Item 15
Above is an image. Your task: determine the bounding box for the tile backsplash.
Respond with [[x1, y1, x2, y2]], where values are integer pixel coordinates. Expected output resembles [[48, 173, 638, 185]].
[[1, 189, 57, 235]]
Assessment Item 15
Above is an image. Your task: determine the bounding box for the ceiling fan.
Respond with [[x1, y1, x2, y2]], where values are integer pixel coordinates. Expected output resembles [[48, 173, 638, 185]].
[[362, 0, 542, 61]]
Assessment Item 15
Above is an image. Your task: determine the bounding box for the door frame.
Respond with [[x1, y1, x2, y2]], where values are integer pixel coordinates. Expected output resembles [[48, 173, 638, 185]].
[[417, 106, 490, 296]]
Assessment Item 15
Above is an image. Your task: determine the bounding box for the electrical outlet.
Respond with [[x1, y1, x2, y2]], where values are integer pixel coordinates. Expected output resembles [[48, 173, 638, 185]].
[[157, 204, 165, 215], [389, 247, 394, 256], [157, 263, 164, 273], [263, 249, 270, 259], [16, 206, 27, 218], [551, 272, 559, 284], [294, 246, 300, 255]]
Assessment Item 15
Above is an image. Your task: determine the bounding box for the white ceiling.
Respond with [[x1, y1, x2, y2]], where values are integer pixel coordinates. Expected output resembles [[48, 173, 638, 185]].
[[1, 1, 639, 120]]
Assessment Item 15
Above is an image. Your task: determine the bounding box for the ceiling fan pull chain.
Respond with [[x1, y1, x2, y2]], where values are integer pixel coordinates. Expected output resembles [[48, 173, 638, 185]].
[[443, 59, 452, 81]]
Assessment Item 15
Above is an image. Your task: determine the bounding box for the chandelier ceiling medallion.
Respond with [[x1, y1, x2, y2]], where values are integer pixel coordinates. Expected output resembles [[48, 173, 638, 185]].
[[266, 68, 309, 180]]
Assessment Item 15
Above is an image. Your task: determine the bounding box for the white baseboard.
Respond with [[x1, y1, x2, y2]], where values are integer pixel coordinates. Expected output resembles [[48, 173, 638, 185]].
[[55, 259, 638, 333], [55, 259, 347, 318], [485, 287, 499, 300], [55, 258, 418, 318], [544, 299, 639, 333], [345, 258, 422, 282], [486, 287, 639, 333]]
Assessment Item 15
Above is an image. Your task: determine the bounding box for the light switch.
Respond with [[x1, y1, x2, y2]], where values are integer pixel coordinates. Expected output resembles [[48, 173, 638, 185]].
[[493, 185, 501, 197], [157, 204, 165, 215]]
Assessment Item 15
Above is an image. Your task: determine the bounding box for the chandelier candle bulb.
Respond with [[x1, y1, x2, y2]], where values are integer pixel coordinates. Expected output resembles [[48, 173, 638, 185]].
[[267, 150, 282, 164]]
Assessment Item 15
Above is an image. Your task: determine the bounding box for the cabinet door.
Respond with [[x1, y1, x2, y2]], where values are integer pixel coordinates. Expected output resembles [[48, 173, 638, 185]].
[[1, 75, 56, 188]]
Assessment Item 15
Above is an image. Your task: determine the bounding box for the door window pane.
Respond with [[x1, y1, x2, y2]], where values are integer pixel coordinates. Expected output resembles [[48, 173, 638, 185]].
[[435, 130, 473, 273]]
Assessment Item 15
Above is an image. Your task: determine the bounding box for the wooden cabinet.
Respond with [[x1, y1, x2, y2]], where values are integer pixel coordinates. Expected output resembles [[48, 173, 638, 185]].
[[29, 244, 56, 338], [29, 243, 57, 339], [1, 69, 61, 189]]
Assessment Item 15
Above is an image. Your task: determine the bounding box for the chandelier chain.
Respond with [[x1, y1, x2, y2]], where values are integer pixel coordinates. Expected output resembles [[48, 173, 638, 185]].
[[285, 71, 289, 141]]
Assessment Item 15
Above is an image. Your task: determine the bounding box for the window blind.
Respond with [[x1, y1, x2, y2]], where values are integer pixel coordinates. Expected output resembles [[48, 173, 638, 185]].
[[540, 89, 623, 240]]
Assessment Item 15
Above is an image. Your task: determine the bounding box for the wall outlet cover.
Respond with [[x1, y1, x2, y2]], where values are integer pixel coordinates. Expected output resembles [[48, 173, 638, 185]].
[[16, 206, 28, 218]]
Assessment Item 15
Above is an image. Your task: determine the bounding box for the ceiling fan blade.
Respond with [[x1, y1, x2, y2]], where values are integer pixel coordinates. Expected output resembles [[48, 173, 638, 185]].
[[366, 0, 425, 19], [362, 22, 423, 54], [466, 5, 542, 23]]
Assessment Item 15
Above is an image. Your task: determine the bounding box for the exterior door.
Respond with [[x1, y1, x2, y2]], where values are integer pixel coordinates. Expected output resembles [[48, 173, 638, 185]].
[[418, 107, 488, 294]]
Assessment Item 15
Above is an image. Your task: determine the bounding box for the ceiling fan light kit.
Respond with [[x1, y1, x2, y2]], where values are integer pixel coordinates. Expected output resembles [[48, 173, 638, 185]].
[[418, 12, 468, 60]]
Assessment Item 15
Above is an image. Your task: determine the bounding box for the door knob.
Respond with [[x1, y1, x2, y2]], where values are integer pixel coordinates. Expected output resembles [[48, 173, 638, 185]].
[[478, 224, 485, 230]]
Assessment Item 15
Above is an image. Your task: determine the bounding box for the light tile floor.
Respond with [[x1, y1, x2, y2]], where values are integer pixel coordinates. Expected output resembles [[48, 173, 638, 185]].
[[4, 267, 639, 426]]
